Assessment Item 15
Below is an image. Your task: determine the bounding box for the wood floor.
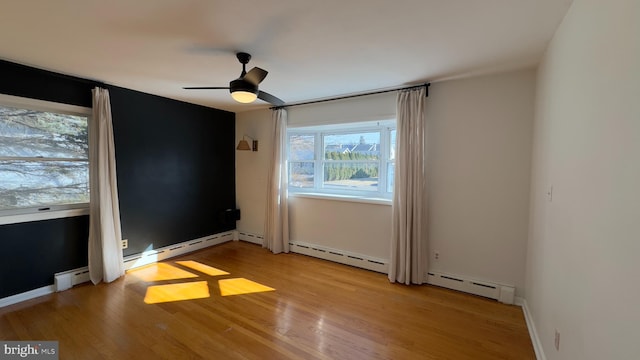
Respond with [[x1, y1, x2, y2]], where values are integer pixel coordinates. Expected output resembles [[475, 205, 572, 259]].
[[0, 241, 535, 359]]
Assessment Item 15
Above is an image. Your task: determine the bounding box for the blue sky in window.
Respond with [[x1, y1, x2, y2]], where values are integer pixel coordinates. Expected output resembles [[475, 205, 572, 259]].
[[325, 132, 379, 145]]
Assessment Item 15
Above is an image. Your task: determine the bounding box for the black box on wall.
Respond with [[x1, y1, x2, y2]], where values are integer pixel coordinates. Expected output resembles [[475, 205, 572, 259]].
[[220, 209, 241, 224]]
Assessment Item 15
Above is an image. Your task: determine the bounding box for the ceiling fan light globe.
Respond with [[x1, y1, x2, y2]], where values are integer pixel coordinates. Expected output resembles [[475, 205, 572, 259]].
[[231, 90, 258, 103]]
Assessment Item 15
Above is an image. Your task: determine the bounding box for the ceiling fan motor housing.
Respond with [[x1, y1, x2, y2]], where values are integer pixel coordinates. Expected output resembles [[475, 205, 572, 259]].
[[229, 78, 258, 95]]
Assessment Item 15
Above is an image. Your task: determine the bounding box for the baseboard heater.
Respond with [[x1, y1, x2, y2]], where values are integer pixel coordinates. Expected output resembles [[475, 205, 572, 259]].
[[122, 231, 233, 271], [54, 268, 90, 292], [237, 231, 264, 245], [289, 241, 388, 274], [427, 271, 515, 304], [236, 231, 388, 273], [237, 231, 514, 304], [54, 231, 234, 292]]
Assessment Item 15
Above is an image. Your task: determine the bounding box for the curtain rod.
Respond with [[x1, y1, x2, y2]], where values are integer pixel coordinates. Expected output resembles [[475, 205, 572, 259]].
[[270, 82, 430, 110]]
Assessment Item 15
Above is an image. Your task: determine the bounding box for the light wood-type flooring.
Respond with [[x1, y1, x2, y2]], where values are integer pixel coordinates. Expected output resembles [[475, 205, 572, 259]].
[[0, 241, 535, 359]]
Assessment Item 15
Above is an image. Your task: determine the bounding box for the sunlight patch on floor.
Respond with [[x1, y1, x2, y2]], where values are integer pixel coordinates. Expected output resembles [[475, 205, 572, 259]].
[[144, 281, 210, 304], [218, 278, 275, 296], [176, 260, 230, 276], [131, 259, 275, 304], [128, 263, 198, 282]]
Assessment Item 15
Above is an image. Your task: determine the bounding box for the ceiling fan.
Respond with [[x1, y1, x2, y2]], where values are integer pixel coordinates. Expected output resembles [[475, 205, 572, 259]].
[[183, 52, 284, 106]]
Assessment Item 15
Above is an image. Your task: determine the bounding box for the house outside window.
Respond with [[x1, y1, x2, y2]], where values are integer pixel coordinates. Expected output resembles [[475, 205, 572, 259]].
[[288, 120, 395, 199]]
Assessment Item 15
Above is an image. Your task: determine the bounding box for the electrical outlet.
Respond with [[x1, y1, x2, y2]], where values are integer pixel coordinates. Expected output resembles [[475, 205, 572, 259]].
[[121, 239, 128, 249], [554, 329, 560, 351], [434, 251, 440, 260]]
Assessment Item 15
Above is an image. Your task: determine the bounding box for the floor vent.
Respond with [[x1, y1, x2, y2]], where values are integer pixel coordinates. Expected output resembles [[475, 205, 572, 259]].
[[427, 271, 515, 304]]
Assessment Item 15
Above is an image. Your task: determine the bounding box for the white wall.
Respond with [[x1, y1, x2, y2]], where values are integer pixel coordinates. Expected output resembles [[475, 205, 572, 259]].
[[235, 105, 394, 260], [287, 92, 396, 127], [236, 69, 535, 295], [236, 93, 396, 260], [527, 0, 640, 359], [288, 196, 391, 259], [427, 70, 535, 296], [235, 109, 272, 236]]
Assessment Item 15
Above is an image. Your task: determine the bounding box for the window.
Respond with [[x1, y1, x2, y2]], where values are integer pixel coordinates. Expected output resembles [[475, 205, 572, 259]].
[[288, 120, 395, 199], [0, 94, 91, 218]]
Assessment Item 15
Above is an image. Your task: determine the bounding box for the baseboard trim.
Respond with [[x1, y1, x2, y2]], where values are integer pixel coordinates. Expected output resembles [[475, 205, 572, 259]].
[[236, 231, 388, 273], [54, 267, 91, 292], [515, 296, 525, 306], [0, 285, 55, 308], [290, 240, 388, 273], [521, 298, 546, 360], [237, 231, 264, 245], [426, 271, 516, 304], [123, 231, 234, 270], [0, 231, 234, 309]]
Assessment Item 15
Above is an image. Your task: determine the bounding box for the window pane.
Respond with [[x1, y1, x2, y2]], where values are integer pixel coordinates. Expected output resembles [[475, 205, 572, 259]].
[[387, 162, 395, 193], [289, 162, 314, 188], [0, 105, 88, 158], [324, 132, 380, 160], [323, 162, 378, 191], [390, 129, 396, 160], [0, 160, 89, 210], [289, 134, 315, 161]]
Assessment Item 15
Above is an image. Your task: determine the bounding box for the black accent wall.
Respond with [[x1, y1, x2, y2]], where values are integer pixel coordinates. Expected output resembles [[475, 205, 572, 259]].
[[0, 60, 236, 298], [0, 217, 89, 297], [109, 86, 236, 256], [0, 60, 95, 107]]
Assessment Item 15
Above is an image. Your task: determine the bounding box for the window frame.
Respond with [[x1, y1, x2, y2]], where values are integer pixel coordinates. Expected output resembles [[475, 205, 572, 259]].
[[287, 120, 396, 201], [0, 93, 91, 224]]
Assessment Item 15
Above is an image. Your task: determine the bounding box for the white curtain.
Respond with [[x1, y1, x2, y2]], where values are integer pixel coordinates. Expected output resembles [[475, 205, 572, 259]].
[[389, 87, 428, 285], [264, 108, 290, 254], [88, 87, 124, 284]]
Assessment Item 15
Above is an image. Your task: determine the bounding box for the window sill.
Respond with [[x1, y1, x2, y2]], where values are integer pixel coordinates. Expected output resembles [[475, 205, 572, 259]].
[[0, 208, 90, 226], [289, 192, 392, 206]]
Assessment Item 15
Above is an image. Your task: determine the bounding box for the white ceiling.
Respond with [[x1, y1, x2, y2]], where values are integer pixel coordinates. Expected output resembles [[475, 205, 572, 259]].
[[0, 0, 572, 113]]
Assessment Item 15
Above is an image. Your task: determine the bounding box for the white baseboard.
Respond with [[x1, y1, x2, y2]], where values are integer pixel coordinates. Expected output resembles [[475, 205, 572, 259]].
[[0, 231, 234, 309], [521, 298, 546, 360], [237, 230, 264, 245], [514, 296, 525, 306], [0, 285, 55, 308], [54, 267, 91, 292], [123, 231, 233, 270], [426, 271, 517, 304], [289, 240, 388, 273], [237, 231, 388, 273]]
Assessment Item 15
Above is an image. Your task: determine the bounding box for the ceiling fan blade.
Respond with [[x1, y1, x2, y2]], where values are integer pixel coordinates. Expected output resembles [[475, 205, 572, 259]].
[[258, 90, 284, 106], [243, 67, 268, 86], [183, 86, 230, 90]]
